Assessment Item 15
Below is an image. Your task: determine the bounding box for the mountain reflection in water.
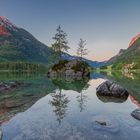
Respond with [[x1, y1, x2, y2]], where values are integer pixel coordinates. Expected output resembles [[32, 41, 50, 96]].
[[0, 72, 140, 140]]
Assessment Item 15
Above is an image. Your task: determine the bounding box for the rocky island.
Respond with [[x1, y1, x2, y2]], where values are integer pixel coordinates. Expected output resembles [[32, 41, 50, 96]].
[[48, 59, 90, 78]]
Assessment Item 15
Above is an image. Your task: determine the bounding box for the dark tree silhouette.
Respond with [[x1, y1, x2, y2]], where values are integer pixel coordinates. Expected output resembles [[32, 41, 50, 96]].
[[52, 25, 70, 59], [77, 38, 88, 60]]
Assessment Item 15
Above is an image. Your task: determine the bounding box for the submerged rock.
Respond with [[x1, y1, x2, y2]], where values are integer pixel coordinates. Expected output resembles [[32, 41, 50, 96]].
[[0, 81, 23, 92], [5, 100, 25, 108], [96, 80, 129, 97], [0, 128, 2, 140], [91, 115, 120, 133], [131, 109, 140, 121], [95, 120, 107, 126], [48, 59, 90, 78]]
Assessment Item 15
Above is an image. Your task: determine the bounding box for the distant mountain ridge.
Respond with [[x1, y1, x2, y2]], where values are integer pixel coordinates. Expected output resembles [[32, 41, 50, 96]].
[[62, 53, 106, 68], [107, 33, 140, 65], [0, 16, 52, 63], [129, 33, 140, 48], [0, 16, 104, 67]]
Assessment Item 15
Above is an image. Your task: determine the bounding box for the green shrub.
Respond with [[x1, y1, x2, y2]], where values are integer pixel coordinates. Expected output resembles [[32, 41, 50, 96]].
[[72, 61, 89, 72], [52, 60, 69, 71], [112, 63, 123, 70]]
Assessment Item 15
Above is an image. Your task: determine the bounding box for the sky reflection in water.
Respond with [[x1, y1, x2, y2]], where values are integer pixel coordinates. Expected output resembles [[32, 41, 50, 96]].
[[1, 73, 140, 140]]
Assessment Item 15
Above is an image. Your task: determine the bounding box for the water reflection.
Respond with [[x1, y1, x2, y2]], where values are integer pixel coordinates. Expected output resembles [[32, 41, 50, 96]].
[[0, 71, 56, 124], [50, 77, 90, 123], [76, 91, 88, 112], [96, 93, 129, 103], [0, 71, 44, 81], [1, 71, 140, 140], [129, 95, 140, 108], [99, 71, 140, 103], [51, 77, 90, 93], [50, 90, 70, 124]]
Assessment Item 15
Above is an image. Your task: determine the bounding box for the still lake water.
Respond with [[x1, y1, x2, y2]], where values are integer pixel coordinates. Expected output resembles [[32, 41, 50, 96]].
[[0, 71, 140, 140]]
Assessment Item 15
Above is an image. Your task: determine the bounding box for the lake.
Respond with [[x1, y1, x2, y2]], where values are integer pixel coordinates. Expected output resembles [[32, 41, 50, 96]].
[[0, 71, 140, 140]]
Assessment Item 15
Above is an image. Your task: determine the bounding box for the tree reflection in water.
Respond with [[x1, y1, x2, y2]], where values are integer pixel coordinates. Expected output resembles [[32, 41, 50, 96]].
[[77, 91, 88, 112], [76, 81, 89, 112], [50, 89, 70, 124], [49, 77, 90, 123]]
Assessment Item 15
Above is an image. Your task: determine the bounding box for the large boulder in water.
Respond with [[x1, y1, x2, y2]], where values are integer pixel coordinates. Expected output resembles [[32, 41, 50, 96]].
[[96, 80, 129, 98], [48, 59, 90, 78], [131, 109, 140, 121]]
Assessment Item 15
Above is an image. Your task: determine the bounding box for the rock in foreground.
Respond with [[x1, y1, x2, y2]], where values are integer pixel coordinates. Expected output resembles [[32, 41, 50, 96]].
[[48, 59, 90, 78], [96, 80, 129, 97], [131, 109, 140, 121], [0, 81, 23, 93]]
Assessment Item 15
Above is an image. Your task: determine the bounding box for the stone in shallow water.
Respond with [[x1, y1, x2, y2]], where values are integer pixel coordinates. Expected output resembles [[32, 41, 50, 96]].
[[0, 128, 2, 140], [5, 100, 25, 108], [91, 115, 120, 133], [22, 93, 34, 97], [95, 121, 107, 126], [0, 81, 23, 92], [131, 109, 140, 121]]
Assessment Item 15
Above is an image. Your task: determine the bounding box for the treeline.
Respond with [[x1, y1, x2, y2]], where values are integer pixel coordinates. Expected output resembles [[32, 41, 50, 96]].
[[112, 62, 140, 70], [100, 61, 140, 71], [0, 61, 48, 72]]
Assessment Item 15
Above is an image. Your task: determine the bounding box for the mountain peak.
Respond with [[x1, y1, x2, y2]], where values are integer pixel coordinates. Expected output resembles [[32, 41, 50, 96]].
[[0, 16, 18, 36], [0, 25, 11, 36], [0, 16, 17, 29], [0, 16, 8, 20], [129, 33, 140, 47]]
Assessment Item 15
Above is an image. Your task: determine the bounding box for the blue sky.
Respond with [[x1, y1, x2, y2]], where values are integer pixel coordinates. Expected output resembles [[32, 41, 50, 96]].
[[0, 0, 140, 61]]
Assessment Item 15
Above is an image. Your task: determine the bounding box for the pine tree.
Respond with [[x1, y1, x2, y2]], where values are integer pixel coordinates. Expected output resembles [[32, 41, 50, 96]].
[[77, 39, 88, 60], [52, 25, 70, 59]]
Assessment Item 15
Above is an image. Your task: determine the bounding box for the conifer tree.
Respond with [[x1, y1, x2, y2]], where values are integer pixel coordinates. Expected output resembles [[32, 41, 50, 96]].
[[77, 39, 88, 60], [52, 25, 70, 59]]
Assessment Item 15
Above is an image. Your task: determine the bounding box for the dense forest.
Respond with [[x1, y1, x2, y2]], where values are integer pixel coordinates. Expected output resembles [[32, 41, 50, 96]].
[[0, 61, 48, 72]]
